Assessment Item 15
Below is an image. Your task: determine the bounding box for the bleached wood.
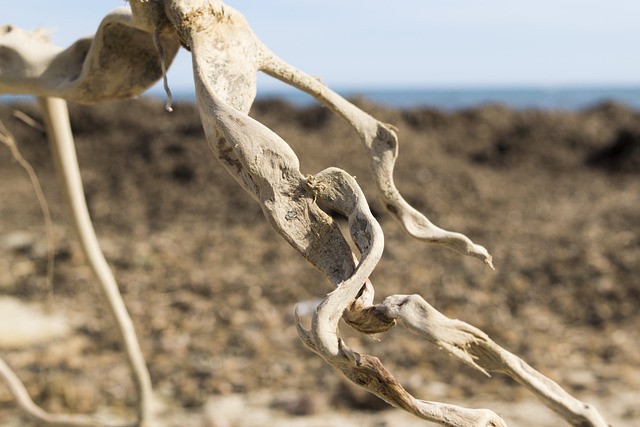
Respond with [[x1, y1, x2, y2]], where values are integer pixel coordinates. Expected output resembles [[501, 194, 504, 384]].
[[40, 97, 152, 426], [0, 8, 179, 103], [258, 51, 494, 268], [0, 359, 134, 427], [0, 1, 611, 426], [343, 294, 609, 427]]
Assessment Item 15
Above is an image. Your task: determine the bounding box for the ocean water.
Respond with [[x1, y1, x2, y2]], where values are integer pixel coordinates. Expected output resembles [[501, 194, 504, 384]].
[[3, 86, 639, 111], [253, 86, 640, 111], [160, 85, 640, 111]]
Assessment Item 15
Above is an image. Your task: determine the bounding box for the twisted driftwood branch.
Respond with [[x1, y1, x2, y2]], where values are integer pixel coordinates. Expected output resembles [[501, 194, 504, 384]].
[[295, 170, 506, 427], [259, 51, 494, 268], [0, 1, 610, 426], [339, 293, 609, 427]]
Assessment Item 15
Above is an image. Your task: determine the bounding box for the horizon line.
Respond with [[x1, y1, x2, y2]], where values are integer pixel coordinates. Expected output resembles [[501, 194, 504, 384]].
[[144, 83, 640, 96]]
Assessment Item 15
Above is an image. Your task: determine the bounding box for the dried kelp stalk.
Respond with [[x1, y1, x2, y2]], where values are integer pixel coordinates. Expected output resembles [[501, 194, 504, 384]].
[[0, 1, 609, 426]]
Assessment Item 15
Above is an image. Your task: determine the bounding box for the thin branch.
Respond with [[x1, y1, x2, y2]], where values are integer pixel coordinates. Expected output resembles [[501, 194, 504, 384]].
[[0, 118, 55, 309], [0, 359, 134, 427], [38, 97, 152, 427], [13, 110, 46, 133], [152, 28, 174, 112]]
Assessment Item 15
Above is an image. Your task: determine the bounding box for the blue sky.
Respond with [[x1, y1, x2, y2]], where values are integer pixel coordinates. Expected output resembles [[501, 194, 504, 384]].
[[3, 1, 640, 93]]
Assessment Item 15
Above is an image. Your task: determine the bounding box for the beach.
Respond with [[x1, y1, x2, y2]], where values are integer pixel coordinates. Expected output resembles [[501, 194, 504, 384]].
[[0, 97, 638, 426]]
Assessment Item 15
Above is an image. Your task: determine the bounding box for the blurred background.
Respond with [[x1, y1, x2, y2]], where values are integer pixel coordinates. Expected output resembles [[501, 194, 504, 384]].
[[1, 2, 639, 426]]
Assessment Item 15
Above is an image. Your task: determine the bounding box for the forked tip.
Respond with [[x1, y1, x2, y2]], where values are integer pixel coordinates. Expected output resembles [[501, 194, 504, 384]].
[[484, 256, 495, 271]]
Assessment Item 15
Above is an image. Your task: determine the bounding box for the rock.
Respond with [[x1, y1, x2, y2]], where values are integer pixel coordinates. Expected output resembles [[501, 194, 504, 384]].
[[0, 296, 71, 349], [1, 231, 35, 253]]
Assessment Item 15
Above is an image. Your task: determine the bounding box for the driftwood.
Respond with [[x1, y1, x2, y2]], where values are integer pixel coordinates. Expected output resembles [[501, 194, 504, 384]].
[[0, 1, 609, 426]]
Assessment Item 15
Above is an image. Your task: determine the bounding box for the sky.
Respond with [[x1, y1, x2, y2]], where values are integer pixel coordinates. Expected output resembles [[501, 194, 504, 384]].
[[3, 1, 640, 93]]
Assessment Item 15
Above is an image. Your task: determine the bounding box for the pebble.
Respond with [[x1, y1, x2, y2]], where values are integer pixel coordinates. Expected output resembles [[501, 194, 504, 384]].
[[0, 296, 71, 349]]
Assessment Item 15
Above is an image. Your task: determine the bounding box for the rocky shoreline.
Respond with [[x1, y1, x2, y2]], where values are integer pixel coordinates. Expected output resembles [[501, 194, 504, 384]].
[[0, 97, 638, 425]]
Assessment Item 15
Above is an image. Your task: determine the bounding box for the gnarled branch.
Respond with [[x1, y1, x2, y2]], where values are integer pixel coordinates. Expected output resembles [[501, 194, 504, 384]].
[[0, 2, 610, 426]]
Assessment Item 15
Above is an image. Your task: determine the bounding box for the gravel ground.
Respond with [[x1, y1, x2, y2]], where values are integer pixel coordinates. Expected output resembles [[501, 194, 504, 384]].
[[0, 97, 638, 426]]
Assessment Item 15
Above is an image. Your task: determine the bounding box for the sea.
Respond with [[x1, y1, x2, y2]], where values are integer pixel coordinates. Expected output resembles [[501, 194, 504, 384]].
[[3, 86, 640, 112], [252, 86, 640, 111], [164, 85, 640, 111]]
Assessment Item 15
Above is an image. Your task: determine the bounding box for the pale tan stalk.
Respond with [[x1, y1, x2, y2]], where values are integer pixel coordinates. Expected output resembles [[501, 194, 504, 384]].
[[39, 97, 151, 427]]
